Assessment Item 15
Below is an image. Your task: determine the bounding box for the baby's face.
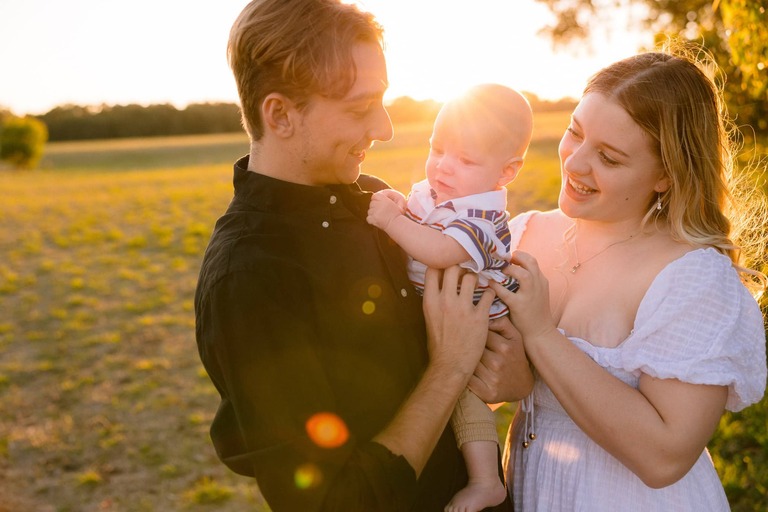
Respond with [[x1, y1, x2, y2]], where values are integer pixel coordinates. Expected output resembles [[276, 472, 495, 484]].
[[426, 108, 513, 204]]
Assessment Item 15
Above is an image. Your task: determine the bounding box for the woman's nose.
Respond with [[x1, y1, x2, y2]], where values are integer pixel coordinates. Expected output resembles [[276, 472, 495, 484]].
[[562, 144, 589, 176]]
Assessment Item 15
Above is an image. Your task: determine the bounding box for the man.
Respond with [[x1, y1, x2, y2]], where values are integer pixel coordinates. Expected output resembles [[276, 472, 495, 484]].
[[195, 1, 528, 509]]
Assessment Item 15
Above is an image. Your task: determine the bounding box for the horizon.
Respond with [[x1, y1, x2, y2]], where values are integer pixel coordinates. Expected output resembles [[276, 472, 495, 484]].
[[20, 90, 578, 117]]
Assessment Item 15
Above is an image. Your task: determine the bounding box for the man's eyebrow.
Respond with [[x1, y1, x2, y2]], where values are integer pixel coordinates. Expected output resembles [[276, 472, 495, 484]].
[[345, 80, 389, 102], [345, 92, 382, 102]]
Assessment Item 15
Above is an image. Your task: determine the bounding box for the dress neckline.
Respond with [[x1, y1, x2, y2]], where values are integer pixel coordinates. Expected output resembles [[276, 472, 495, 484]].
[[560, 247, 721, 351]]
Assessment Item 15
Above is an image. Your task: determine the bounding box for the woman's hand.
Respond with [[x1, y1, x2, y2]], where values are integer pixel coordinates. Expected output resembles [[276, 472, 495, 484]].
[[491, 251, 558, 345], [469, 315, 533, 404], [423, 266, 495, 377]]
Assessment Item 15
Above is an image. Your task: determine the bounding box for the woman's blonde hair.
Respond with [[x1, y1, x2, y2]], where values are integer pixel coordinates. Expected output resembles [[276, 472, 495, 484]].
[[584, 42, 767, 296], [227, 0, 384, 139]]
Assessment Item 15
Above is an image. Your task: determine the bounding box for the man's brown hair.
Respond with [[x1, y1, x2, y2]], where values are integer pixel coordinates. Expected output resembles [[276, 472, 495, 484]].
[[228, 0, 384, 139]]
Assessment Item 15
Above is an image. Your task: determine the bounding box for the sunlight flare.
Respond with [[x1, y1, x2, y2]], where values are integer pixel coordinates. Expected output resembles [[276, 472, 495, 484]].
[[306, 412, 350, 449]]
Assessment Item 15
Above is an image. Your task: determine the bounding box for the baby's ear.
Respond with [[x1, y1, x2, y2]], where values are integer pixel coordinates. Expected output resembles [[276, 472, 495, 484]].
[[498, 157, 524, 186]]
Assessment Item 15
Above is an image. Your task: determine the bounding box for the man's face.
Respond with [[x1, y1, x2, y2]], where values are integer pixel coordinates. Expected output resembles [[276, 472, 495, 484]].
[[294, 42, 393, 185]]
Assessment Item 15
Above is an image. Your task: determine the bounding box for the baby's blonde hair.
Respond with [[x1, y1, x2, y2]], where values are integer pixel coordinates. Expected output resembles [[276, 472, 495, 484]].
[[450, 84, 534, 159]]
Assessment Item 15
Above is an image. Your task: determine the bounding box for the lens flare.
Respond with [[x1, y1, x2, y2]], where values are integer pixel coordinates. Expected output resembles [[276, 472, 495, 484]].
[[362, 300, 376, 315], [294, 463, 322, 489], [367, 284, 382, 298], [306, 412, 349, 448]]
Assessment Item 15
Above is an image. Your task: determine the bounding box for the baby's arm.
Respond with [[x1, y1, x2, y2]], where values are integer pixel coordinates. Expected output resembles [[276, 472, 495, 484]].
[[367, 190, 469, 268]]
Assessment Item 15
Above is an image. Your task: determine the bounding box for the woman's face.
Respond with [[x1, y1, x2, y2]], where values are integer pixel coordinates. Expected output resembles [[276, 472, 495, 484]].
[[558, 93, 668, 224]]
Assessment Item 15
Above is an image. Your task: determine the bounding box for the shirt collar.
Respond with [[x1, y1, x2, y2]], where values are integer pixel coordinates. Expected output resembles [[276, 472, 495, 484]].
[[232, 156, 371, 218]]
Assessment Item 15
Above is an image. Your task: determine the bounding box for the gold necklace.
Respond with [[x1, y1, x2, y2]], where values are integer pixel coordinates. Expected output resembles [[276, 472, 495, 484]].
[[569, 229, 639, 273]]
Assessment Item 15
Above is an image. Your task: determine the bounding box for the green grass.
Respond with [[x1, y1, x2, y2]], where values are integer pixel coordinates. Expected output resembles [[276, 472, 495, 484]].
[[1, 112, 765, 511], [40, 132, 250, 171]]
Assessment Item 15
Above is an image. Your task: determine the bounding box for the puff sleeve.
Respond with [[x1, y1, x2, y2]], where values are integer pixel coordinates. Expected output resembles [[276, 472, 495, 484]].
[[507, 210, 537, 252], [620, 249, 766, 411]]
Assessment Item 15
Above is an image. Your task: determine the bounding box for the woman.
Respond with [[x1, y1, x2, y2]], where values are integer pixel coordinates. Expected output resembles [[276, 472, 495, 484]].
[[492, 47, 767, 510]]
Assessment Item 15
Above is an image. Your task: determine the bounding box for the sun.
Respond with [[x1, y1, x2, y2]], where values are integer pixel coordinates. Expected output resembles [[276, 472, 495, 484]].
[[356, 0, 650, 104], [356, 0, 558, 103]]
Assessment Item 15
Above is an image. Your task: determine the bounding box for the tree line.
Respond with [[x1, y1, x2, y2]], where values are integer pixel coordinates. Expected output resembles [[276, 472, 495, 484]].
[[37, 102, 244, 142], [15, 94, 576, 143], [0, 95, 572, 169]]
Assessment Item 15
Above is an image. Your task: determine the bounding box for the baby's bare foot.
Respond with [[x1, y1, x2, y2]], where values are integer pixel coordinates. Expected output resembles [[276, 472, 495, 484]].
[[444, 478, 506, 512]]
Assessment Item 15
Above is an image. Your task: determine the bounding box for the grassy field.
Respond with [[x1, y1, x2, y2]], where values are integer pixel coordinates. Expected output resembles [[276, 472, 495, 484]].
[[1, 110, 765, 511]]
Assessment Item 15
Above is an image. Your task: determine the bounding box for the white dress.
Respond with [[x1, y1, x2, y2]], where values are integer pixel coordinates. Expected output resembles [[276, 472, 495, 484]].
[[504, 214, 767, 512]]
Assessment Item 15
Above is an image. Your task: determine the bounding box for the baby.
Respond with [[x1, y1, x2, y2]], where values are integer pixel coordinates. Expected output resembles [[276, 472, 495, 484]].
[[367, 83, 533, 512]]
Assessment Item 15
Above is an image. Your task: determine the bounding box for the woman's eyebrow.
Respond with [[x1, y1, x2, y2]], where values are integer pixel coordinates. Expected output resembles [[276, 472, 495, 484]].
[[572, 113, 630, 158]]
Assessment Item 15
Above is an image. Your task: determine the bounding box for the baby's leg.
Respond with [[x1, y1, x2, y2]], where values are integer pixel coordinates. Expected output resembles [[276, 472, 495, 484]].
[[445, 440, 506, 512]]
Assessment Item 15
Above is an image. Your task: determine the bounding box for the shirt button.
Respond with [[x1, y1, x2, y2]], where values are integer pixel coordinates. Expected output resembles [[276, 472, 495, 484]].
[[400, 288, 408, 297], [321, 221, 330, 228], [329, 195, 337, 205]]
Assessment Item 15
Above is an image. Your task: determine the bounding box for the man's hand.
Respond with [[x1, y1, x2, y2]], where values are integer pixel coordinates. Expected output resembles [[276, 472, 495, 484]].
[[373, 266, 495, 477], [469, 315, 533, 404], [422, 266, 495, 377]]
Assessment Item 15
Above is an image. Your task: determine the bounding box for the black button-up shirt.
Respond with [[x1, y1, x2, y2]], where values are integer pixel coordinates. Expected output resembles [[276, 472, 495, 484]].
[[195, 157, 468, 511]]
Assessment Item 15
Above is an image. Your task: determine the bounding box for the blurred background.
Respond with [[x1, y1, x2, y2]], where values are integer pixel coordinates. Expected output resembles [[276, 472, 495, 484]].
[[0, 1, 765, 510]]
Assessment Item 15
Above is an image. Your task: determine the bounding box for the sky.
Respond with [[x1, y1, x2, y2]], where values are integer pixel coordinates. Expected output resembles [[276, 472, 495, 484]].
[[0, 0, 652, 116]]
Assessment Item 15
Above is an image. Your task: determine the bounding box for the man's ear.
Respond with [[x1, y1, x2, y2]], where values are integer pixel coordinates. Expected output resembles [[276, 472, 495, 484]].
[[261, 93, 295, 137], [498, 157, 524, 187]]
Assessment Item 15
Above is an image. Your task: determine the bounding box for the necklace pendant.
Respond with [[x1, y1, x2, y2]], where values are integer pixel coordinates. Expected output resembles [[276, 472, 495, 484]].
[[570, 263, 580, 273]]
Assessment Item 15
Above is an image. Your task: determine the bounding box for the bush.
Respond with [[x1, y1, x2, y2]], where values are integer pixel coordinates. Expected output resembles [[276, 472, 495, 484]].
[[710, 396, 768, 511], [0, 116, 48, 169]]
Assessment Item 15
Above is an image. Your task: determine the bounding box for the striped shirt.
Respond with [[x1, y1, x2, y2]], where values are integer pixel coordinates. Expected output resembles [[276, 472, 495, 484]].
[[405, 179, 517, 319]]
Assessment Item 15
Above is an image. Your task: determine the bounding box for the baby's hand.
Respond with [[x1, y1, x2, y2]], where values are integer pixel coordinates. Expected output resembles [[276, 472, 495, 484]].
[[367, 189, 406, 231]]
